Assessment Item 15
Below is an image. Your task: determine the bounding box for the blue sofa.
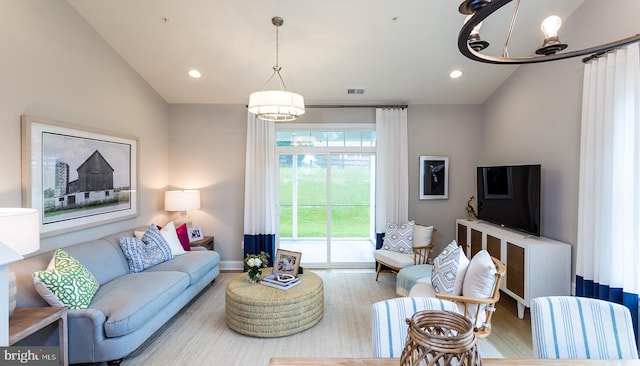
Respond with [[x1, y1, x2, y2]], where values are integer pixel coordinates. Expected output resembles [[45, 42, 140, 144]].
[[10, 227, 220, 364]]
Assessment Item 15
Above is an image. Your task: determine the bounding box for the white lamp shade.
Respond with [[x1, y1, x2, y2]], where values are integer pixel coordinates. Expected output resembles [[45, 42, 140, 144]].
[[164, 190, 201, 211], [0, 208, 40, 255], [248, 90, 305, 121]]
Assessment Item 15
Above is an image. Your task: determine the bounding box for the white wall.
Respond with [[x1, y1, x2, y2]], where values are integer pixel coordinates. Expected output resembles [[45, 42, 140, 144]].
[[1, 0, 170, 253], [408, 105, 484, 254], [482, 0, 640, 277], [168, 104, 247, 269]]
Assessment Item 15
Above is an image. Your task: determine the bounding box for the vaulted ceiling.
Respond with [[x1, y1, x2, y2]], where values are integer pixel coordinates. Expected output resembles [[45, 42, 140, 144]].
[[67, 0, 585, 105]]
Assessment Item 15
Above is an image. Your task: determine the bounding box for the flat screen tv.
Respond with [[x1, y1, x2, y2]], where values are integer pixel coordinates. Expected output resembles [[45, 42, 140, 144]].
[[476, 164, 541, 236]]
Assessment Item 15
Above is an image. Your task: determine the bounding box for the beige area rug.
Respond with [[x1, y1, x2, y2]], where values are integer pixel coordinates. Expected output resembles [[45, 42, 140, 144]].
[[120, 270, 503, 366]]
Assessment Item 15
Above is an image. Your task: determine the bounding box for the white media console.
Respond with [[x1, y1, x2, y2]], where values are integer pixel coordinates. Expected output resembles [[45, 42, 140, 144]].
[[456, 219, 572, 319]]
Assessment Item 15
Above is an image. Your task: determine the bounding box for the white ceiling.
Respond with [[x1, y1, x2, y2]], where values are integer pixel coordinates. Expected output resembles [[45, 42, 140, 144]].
[[66, 0, 585, 105]]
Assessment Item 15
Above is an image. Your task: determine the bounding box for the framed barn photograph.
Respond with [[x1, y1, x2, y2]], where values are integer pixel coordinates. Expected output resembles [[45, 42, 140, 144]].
[[419, 155, 449, 200], [22, 115, 138, 236], [274, 249, 302, 277]]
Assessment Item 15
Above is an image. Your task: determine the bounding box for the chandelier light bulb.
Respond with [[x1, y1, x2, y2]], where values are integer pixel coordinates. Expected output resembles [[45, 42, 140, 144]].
[[541, 15, 562, 39], [536, 15, 567, 55]]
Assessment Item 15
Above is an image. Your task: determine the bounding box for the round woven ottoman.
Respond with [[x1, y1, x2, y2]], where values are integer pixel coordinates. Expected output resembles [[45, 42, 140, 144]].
[[225, 268, 324, 337]]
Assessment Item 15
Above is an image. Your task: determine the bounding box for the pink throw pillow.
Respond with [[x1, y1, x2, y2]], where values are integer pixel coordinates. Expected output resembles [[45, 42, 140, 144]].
[[176, 223, 191, 251]]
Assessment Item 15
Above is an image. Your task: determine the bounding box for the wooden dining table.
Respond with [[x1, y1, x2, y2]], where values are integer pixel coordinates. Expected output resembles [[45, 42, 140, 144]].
[[268, 357, 640, 365]]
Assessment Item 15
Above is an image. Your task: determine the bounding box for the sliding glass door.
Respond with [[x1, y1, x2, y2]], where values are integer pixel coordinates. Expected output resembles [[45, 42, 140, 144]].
[[279, 153, 328, 263], [329, 153, 375, 264], [277, 126, 376, 268]]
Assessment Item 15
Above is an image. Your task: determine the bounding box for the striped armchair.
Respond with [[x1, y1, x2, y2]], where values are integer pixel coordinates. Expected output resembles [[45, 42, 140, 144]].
[[531, 296, 638, 359], [371, 297, 459, 358]]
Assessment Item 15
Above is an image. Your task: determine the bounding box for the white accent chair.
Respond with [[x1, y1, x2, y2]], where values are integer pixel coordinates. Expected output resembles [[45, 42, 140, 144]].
[[373, 225, 435, 281], [409, 255, 505, 339], [371, 297, 459, 358], [531, 296, 639, 359]]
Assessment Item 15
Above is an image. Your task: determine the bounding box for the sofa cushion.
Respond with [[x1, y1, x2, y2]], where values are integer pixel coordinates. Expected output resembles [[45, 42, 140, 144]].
[[32, 249, 99, 309], [160, 221, 186, 256], [120, 225, 173, 273], [90, 270, 190, 338], [431, 240, 469, 295], [145, 250, 220, 285], [61, 238, 130, 285], [373, 249, 415, 269], [383, 221, 415, 254], [176, 223, 191, 251], [413, 224, 434, 247], [462, 250, 496, 299], [396, 263, 432, 296], [462, 250, 497, 321], [136, 222, 186, 256]]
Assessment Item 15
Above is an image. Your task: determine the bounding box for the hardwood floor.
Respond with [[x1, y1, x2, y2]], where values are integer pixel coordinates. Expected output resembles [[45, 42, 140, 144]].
[[490, 291, 534, 359]]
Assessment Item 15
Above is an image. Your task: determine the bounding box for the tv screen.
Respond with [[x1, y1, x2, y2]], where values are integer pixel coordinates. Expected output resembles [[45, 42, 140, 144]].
[[476, 164, 541, 236]]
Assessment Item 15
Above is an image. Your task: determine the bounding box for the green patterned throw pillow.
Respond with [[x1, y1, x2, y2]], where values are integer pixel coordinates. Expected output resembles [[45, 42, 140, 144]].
[[33, 249, 100, 309]]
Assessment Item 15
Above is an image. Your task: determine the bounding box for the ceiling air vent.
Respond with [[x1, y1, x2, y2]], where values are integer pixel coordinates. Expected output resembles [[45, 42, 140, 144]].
[[347, 88, 365, 95]]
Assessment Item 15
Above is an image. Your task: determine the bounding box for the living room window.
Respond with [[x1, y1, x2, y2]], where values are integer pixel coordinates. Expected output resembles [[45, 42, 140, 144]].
[[276, 125, 376, 268]]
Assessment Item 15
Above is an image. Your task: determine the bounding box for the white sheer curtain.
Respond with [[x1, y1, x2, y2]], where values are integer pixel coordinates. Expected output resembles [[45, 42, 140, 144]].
[[375, 108, 409, 248], [243, 112, 277, 260], [576, 43, 640, 334]]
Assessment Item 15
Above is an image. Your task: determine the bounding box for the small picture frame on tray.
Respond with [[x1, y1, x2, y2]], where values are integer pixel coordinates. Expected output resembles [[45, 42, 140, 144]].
[[274, 249, 302, 277]]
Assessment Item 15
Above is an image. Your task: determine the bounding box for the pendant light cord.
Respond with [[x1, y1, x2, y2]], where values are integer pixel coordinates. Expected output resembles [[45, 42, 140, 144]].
[[260, 19, 288, 91]]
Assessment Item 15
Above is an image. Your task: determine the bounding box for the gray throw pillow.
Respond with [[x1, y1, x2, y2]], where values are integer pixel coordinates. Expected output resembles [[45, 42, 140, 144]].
[[383, 221, 415, 254]]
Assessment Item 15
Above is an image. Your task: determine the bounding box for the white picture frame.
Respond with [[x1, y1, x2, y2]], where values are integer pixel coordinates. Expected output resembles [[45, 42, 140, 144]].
[[274, 249, 302, 277], [419, 156, 449, 200], [188, 226, 204, 242], [22, 115, 139, 237]]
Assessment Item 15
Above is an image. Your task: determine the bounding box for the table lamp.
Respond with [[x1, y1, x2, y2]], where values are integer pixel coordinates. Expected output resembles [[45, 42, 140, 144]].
[[0, 208, 40, 316], [164, 190, 200, 227]]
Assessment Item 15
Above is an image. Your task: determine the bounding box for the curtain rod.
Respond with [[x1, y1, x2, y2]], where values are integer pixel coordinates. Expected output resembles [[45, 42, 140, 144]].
[[582, 49, 617, 63], [305, 104, 408, 109], [582, 37, 640, 63]]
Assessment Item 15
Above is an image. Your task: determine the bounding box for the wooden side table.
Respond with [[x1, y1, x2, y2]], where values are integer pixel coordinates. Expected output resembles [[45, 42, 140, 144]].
[[190, 235, 214, 250], [9, 307, 68, 366]]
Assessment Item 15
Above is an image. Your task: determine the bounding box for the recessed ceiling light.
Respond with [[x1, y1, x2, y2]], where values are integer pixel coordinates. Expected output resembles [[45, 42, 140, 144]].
[[187, 69, 201, 78], [449, 70, 463, 79]]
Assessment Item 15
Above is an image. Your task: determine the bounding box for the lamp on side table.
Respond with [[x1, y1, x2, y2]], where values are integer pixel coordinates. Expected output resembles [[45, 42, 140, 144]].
[[164, 190, 201, 227], [0, 208, 40, 346]]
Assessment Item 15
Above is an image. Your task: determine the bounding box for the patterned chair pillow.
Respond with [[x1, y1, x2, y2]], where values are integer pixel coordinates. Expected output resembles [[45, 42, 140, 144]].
[[120, 224, 173, 273], [135, 221, 186, 256], [33, 249, 100, 309], [382, 221, 415, 254], [431, 240, 469, 295]]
